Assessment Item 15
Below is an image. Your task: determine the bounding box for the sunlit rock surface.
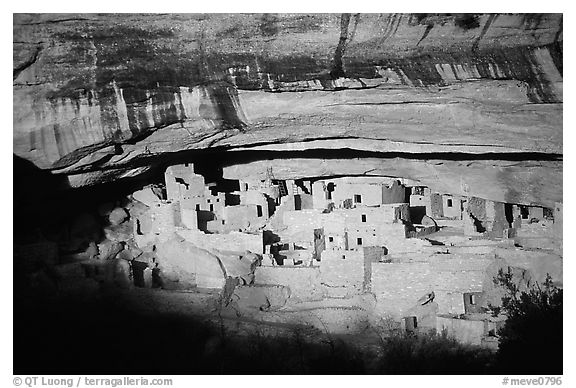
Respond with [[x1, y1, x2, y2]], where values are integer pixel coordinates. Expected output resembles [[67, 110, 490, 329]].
[[13, 13, 562, 207]]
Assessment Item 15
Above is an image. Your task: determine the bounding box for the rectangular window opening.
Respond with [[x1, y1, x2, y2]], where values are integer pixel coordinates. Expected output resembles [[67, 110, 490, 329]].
[[447, 198, 453, 208], [354, 194, 362, 203], [357, 237, 363, 245], [361, 214, 367, 222]]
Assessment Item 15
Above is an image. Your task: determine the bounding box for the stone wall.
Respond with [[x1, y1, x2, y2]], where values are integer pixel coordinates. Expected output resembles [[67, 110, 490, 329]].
[[222, 204, 266, 232], [254, 266, 323, 302], [177, 229, 263, 254], [554, 202, 563, 250], [282, 204, 410, 251], [372, 262, 434, 318], [165, 164, 206, 201], [371, 257, 492, 317], [442, 194, 463, 219], [437, 316, 486, 345], [134, 202, 178, 247], [320, 250, 366, 297]]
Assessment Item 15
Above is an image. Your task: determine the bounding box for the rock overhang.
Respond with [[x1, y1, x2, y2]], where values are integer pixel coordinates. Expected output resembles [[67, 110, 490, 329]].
[[13, 13, 563, 208]]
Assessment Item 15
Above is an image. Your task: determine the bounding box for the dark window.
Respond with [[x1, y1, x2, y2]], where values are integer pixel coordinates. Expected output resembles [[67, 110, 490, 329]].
[[328, 236, 334, 242], [469, 294, 476, 305], [195, 204, 200, 211], [326, 182, 335, 200], [354, 194, 362, 203], [357, 237, 363, 245], [520, 206, 529, 219], [361, 214, 367, 222], [209, 204, 214, 212], [404, 316, 418, 332], [256, 205, 263, 217], [447, 199, 453, 208]]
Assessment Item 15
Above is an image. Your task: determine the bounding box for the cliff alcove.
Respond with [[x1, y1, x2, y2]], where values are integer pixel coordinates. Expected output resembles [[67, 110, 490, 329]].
[[13, 13, 562, 374]]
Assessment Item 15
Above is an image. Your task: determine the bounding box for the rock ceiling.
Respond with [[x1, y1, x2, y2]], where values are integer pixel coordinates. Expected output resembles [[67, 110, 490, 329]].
[[13, 13, 563, 207]]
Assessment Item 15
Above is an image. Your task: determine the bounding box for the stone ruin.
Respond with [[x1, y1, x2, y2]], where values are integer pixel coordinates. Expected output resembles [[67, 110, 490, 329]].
[[18, 162, 560, 350]]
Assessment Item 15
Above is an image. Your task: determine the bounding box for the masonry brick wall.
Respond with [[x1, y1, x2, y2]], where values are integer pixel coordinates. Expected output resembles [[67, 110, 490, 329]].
[[238, 190, 270, 219], [254, 266, 323, 302], [320, 250, 366, 296], [177, 229, 263, 254], [180, 207, 198, 229], [223, 204, 266, 231], [312, 180, 328, 209], [434, 291, 466, 315], [165, 164, 205, 200], [437, 316, 486, 345], [371, 257, 492, 317], [332, 181, 383, 207], [372, 262, 434, 317], [382, 180, 406, 204], [442, 194, 463, 219]]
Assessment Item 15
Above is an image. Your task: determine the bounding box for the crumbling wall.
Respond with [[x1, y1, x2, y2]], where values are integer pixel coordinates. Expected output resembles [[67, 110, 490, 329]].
[[180, 193, 225, 219], [278, 248, 314, 265], [132, 186, 163, 206], [468, 197, 487, 220], [165, 164, 205, 201], [133, 202, 178, 247], [382, 180, 406, 204], [430, 192, 444, 218], [491, 201, 510, 237]]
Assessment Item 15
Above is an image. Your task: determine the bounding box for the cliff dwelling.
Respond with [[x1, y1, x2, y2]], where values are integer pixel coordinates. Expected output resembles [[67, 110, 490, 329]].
[[13, 13, 563, 376]]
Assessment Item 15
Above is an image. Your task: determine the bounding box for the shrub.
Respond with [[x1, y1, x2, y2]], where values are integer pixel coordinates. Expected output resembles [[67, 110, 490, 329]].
[[376, 330, 492, 374], [493, 269, 563, 374]]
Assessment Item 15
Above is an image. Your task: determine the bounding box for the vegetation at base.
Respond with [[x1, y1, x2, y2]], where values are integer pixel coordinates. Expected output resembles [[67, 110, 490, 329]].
[[492, 269, 563, 374], [14, 268, 562, 374]]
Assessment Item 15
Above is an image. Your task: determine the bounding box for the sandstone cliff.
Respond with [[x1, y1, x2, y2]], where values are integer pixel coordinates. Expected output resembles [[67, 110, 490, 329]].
[[13, 13, 562, 207]]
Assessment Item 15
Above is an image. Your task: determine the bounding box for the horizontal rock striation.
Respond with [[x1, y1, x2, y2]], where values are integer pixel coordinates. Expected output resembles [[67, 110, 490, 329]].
[[13, 13, 562, 207]]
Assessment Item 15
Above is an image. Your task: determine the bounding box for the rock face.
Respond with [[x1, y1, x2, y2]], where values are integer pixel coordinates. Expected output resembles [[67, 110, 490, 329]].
[[13, 13, 562, 207]]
